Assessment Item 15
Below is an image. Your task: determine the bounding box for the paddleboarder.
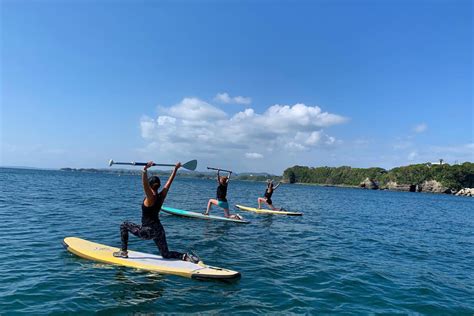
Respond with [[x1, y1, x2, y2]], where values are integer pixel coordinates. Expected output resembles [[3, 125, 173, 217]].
[[204, 169, 242, 220], [113, 161, 199, 263], [258, 180, 283, 210]]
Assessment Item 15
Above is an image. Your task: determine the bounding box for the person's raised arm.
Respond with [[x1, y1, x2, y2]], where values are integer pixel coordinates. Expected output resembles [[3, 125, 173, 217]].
[[161, 162, 181, 198], [217, 170, 221, 184], [142, 161, 155, 205], [227, 171, 232, 181]]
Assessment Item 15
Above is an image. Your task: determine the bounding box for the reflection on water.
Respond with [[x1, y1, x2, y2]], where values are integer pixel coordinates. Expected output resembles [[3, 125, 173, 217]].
[[111, 270, 165, 305], [260, 214, 274, 228]]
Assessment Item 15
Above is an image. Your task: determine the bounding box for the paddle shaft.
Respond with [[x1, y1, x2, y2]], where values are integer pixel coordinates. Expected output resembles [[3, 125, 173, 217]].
[[207, 167, 233, 173], [112, 162, 174, 167], [109, 159, 197, 171]]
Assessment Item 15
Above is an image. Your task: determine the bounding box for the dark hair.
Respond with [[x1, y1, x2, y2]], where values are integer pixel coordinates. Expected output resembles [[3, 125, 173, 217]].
[[149, 176, 161, 189]]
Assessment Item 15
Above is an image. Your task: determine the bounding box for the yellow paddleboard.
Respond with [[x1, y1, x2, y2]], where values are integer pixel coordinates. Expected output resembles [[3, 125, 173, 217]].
[[235, 205, 303, 216], [63, 237, 240, 280]]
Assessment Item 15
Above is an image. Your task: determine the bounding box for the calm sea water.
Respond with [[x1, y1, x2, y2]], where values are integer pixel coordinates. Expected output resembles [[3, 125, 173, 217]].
[[0, 168, 473, 314]]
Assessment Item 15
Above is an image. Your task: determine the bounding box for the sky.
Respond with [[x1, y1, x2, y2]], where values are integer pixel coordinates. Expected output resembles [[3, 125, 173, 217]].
[[1, 0, 473, 174]]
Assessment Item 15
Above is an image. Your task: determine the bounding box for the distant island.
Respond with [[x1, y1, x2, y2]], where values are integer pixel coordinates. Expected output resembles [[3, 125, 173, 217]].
[[282, 162, 473, 196]]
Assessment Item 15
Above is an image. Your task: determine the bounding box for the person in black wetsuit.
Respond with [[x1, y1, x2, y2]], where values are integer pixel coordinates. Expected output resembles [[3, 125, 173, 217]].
[[204, 170, 242, 219], [113, 161, 199, 263], [257, 180, 282, 210]]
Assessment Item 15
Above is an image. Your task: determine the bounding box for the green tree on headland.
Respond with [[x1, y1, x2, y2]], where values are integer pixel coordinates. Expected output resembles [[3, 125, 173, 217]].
[[282, 162, 474, 191]]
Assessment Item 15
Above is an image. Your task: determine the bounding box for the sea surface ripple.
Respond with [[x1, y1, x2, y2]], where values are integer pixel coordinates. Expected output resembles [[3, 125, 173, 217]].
[[0, 168, 473, 314]]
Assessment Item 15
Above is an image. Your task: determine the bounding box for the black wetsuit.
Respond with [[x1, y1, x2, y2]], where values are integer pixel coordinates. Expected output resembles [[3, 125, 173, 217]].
[[264, 186, 273, 205], [120, 193, 184, 259], [217, 183, 228, 202]]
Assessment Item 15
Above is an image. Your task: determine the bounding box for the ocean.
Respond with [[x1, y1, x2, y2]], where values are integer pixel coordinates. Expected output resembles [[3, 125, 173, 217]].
[[0, 168, 472, 314]]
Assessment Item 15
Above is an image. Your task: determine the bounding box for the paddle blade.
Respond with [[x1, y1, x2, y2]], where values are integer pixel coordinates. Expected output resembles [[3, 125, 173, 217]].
[[108, 159, 114, 167], [182, 159, 197, 171]]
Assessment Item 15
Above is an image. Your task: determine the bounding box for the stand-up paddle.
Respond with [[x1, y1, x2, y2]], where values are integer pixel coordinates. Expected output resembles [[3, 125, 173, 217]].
[[207, 166, 233, 173], [109, 159, 197, 171]]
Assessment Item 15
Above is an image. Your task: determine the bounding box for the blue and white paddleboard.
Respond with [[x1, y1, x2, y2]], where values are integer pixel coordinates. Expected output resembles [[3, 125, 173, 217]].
[[162, 206, 250, 224]]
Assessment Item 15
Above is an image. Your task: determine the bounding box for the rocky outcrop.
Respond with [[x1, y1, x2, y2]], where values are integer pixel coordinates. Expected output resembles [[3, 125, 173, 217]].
[[382, 180, 453, 194], [359, 178, 379, 190], [419, 180, 451, 194], [455, 188, 474, 197], [384, 181, 415, 192]]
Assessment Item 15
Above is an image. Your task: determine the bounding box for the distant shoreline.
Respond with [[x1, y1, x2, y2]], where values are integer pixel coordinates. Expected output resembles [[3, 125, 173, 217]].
[[2, 165, 472, 197], [294, 182, 360, 189], [0, 166, 281, 182]]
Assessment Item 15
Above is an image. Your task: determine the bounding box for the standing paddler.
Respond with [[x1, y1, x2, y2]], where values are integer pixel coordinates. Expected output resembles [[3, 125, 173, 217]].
[[204, 167, 242, 220], [257, 180, 284, 210]]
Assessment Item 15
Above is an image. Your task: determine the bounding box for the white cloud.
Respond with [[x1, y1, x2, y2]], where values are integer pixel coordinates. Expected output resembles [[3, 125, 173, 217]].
[[139, 98, 348, 164], [408, 151, 418, 160], [284, 141, 307, 151], [303, 131, 322, 145], [262, 103, 347, 128], [234, 96, 251, 105], [325, 136, 337, 145], [165, 97, 227, 120], [413, 123, 428, 133], [140, 116, 156, 139], [245, 152, 264, 159], [214, 92, 252, 105], [290, 131, 337, 149], [157, 115, 176, 125]]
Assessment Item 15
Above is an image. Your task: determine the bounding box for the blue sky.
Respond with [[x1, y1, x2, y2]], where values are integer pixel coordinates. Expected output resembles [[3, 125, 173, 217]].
[[1, 0, 472, 173]]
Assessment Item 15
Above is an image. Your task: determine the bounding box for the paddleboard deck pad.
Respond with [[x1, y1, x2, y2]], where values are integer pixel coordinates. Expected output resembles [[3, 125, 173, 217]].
[[235, 204, 303, 216], [162, 206, 250, 224], [63, 237, 240, 280]]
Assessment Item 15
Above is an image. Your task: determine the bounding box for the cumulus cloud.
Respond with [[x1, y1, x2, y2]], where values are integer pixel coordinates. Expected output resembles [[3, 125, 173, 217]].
[[245, 152, 264, 159], [299, 131, 322, 145], [140, 116, 158, 139], [262, 103, 347, 128], [140, 97, 348, 161], [413, 123, 428, 133], [165, 97, 227, 121], [214, 92, 252, 105]]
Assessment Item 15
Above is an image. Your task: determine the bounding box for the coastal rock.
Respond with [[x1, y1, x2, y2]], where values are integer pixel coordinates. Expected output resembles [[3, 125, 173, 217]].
[[385, 181, 414, 192], [419, 180, 451, 194], [455, 188, 474, 197], [359, 178, 379, 190]]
